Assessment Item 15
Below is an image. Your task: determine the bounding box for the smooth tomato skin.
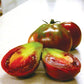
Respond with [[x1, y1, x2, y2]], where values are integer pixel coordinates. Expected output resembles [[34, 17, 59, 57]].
[[28, 24, 72, 52], [61, 22, 81, 49]]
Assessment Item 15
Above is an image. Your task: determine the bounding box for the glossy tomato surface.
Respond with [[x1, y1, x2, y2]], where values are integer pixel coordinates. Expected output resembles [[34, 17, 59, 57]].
[[42, 48, 81, 81], [28, 22, 72, 52], [61, 22, 81, 49]]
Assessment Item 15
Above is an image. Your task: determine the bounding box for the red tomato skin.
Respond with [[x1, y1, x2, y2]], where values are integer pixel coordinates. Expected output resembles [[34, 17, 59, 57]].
[[28, 24, 72, 52], [61, 22, 81, 49]]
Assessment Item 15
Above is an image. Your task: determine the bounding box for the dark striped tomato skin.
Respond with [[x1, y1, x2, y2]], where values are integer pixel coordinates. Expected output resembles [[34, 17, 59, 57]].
[[61, 22, 81, 49], [28, 23, 72, 52]]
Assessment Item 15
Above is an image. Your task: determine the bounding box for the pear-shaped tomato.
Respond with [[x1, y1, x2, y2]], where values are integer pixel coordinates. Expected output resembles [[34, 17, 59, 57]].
[[42, 48, 81, 81], [1, 42, 43, 77], [28, 20, 72, 52]]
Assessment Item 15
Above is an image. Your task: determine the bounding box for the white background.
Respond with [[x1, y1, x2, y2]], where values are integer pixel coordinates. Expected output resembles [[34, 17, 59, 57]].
[[0, 0, 84, 84]]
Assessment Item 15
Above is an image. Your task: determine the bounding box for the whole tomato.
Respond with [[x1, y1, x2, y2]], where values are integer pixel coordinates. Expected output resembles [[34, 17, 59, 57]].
[[28, 19, 72, 52], [61, 22, 81, 50]]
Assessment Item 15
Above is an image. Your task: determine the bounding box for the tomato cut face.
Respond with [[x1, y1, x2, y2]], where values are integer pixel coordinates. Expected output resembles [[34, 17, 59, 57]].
[[28, 22, 72, 52], [42, 48, 81, 81], [1, 42, 43, 77]]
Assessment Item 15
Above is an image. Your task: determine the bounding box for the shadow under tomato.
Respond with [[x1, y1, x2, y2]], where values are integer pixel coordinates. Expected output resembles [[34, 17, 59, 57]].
[[0, 72, 78, 84], [16, 73, 36, 79], [42, 73, 78, 84]]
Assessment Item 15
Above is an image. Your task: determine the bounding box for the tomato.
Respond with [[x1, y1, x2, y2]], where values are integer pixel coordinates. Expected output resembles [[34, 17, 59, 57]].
[[28, 19, 72, 52], [1, 42, 43, 77], [61, 22, 81, 49], [42, 48, 81, 81]]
